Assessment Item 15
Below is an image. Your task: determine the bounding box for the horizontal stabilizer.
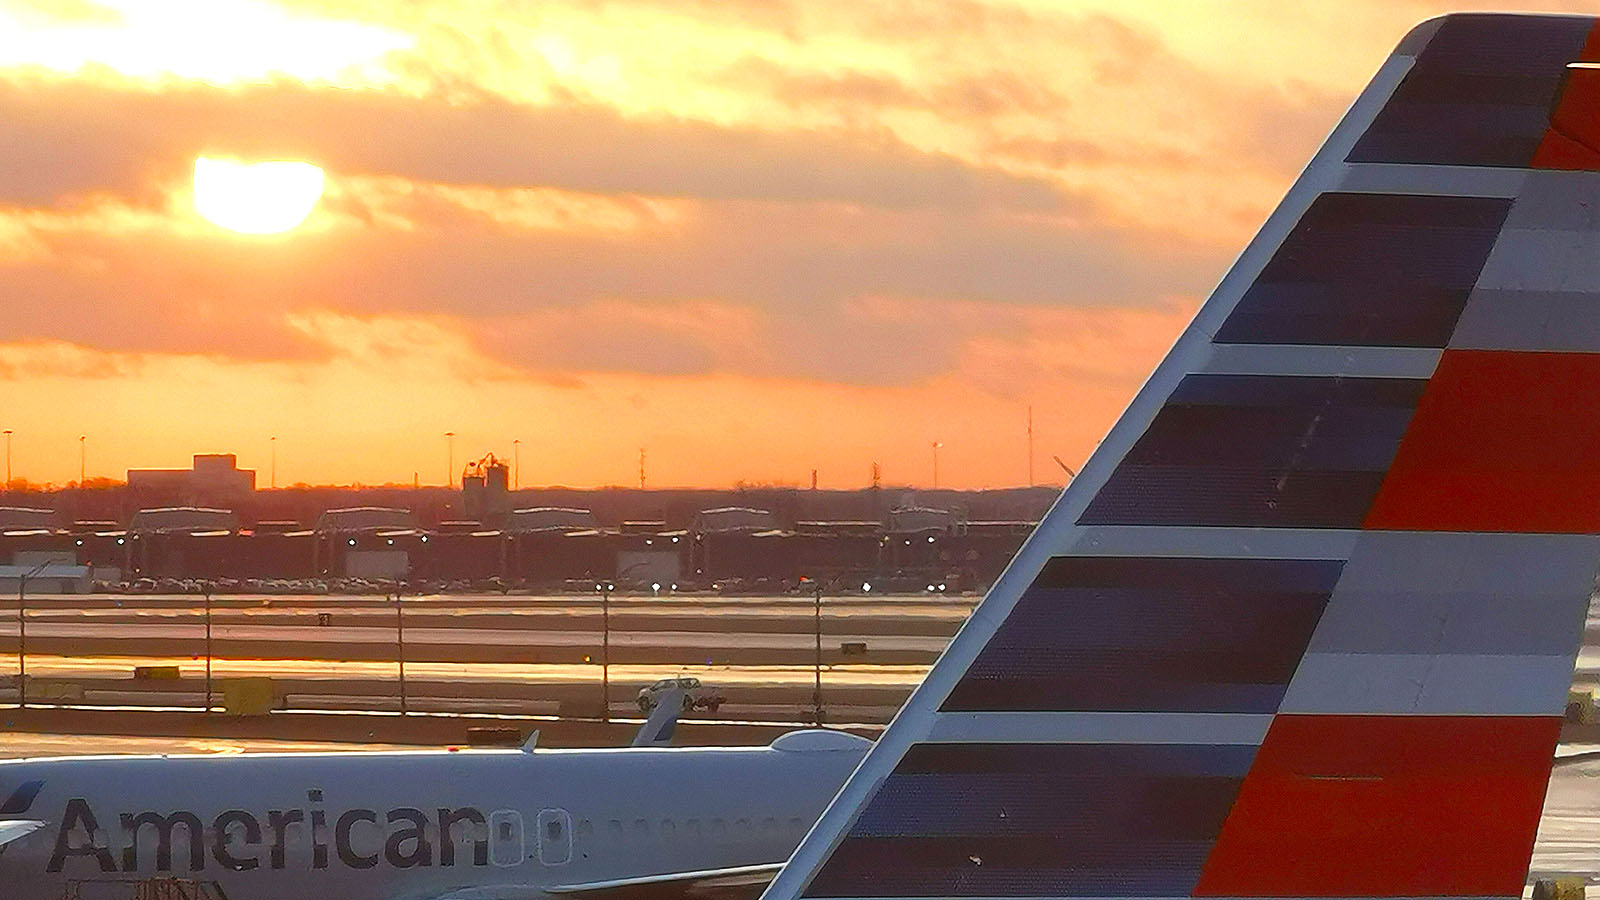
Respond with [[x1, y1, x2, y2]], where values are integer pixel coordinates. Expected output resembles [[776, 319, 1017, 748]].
[[0, 819, 46, 848], [550, 862, 784, 900], [422, 863, 783, 900]]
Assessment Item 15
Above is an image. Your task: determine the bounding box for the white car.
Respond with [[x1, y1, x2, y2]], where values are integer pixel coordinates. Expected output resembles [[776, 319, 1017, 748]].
[[637, 676, 725, 714]]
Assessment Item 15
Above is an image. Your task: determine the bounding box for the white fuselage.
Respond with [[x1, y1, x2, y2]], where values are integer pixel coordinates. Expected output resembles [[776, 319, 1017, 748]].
[[0, 740, 867, 900]]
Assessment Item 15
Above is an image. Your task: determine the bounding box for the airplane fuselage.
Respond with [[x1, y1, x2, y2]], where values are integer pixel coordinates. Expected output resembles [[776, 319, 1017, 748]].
[[0, 740, 866, 900]]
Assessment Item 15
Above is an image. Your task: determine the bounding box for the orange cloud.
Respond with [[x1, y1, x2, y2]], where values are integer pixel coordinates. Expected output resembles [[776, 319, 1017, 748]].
[[10, 0, 1576, 487]]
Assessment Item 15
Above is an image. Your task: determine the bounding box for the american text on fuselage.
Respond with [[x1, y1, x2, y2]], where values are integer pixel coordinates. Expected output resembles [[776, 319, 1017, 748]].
[[41, 788, 815, 877]]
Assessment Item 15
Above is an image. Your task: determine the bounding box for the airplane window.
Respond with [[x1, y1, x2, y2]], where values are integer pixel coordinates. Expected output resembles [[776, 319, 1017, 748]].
[[547, 819, 564, 841], [607, 819, 624, 838], [686, 818, 701, 838], [633, 818, 649, 838], [660, 819, 675, 840], [499, 822, 515, 841], [710, 818, 726, 840], [578, 819, 594, 837]]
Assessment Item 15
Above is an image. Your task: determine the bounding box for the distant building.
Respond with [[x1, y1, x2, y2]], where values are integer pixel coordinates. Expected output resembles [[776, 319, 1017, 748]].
[[126, 507, 241, 579], [691, 507, 778, 534], [461, 454, 511, 526], [888, 506, 957, 534], [504, 508, 608, 584], [127, 454, 255, 507], [507, 507, 599, 533], [314, 507, 418, 533], [0, 507, 57, 532], [0, 560, 93, 593], [128, 507, 241, 534], [0, 508, 79, 577], [313, 506, 420, 579]]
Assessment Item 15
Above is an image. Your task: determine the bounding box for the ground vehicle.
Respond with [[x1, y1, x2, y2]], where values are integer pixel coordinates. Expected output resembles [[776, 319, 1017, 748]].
[[638, 676, 725, 713]]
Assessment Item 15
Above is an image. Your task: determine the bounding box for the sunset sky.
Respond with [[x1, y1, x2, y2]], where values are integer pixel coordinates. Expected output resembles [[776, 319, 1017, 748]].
[[2, 0, 1589, 490]]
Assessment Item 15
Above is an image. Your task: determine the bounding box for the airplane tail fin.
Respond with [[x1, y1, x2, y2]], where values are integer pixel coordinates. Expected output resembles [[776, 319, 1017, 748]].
[[632, 687, 684, 746], [764, 13, 1600, 900], [0, 780, 44, 852]]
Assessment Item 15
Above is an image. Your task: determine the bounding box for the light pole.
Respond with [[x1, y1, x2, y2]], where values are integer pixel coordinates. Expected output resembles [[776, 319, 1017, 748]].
[[269, 436, 277, 489], [396, 586, 407, 715], [445, 432, 455, 486], [203, 582, 213, 712], [931, 441, 943, 490], [512, 440, 520, 490], [813, 578, 824, 726], [17, 559, 49, 707], [3, 429, 11, 489], [598, 561, 651, 721], [598, 580, 612, 721], [78, 435, 86, 486]]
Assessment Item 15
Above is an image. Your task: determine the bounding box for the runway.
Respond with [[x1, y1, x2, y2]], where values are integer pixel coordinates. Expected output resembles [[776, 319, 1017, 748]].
[[0, 593, 968, 664], [0, 593, 967, 722], [1531, 756, 1600, 884]]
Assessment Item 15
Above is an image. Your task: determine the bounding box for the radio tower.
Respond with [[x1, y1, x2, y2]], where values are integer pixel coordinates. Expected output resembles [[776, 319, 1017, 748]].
[[1027, 405, 1034, 487]]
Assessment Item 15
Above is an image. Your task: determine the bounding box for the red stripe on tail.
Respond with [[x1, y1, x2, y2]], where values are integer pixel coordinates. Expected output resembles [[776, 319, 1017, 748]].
[[1194, 715, 1560, 897]]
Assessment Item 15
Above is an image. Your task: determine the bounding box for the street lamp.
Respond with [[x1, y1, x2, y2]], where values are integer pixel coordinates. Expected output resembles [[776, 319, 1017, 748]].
[[445, 432, 455, 486], [931, 441, 943, 490], [596, 580, 613, 722], [395, 585, 407, 715], [813, 578, 824, 726], [203, 582, 213, 712], [2, 429, 11, 489], [78, 435, 86, 486], [269, 436, 277, 489], [512, 439, 520, 490], [598, 560, 652, 721], [17, 559, 50, 707]]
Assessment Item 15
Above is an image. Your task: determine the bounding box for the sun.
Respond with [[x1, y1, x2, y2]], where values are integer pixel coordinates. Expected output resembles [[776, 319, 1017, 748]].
[[192, 157, 325, 235]]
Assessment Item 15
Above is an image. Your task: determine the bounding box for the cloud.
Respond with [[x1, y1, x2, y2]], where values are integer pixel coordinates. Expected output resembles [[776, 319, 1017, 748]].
[[0, 75, 1076, 212], [0, 184, 1225, 380], [0, 0, 124, 26], [720, 56, 1069, 120]]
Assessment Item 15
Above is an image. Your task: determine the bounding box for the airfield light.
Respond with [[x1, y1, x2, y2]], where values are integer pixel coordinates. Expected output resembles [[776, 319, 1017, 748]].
[[862, 582, 872, 592], [927, 535, 936, 543], [348, 538, 357, 546]]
